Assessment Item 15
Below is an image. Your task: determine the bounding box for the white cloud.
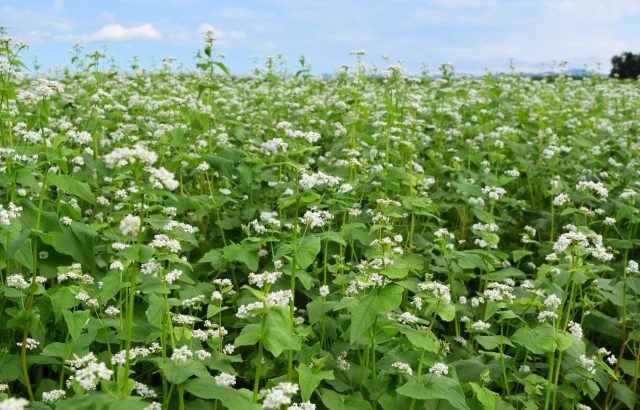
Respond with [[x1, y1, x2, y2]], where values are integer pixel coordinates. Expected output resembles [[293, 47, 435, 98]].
[[85, 23, 162, 42], [51, 0, 64, 12]]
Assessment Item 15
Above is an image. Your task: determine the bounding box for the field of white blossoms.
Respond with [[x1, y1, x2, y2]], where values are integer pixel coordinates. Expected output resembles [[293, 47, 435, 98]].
[[0, 33, 639, 410]]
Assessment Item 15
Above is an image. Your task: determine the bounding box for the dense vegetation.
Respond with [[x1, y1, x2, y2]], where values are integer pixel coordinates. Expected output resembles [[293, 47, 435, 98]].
[[611, 52, 640, 79], [0, 34, 639, 410]]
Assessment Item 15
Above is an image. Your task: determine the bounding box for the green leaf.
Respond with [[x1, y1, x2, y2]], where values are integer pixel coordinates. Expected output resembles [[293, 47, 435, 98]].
[[511, 325, 556, 354], [63, 309, 90, 341], [51, 222, 97, 271], [320, 389, 371, 410], [263, 307, 300, 357], [612, 382, 635, 410], [437, 303, 456, 322], [41, 342, 67, 358], [234, 323, 261, 347], [99, 273, 123, 303], [556, 331, 574, 352], [399, 327, 440, 353], [307, 298, 333, 324], [512, 250, 532, 262], [296, 235, 321, 269], [183, 376, 261, 409], [198, 249, 224, 269], [476, 335, 514, 350], [350, 285, 403, 344], [8, 230, 33, 271], [297, 363, 334, 401], [56, 393, 148, 410], [146, 294, 166, 327], [223, 242, 260, 271], [158, 358, 209, 384], [48, 288, 78, 316], [454, 251, 485, 270], [470, 382, 498, 410], [0, 354, 22, 382], [214, 61, 230, 76], [396, 377, 469, 409], [48, 174, 94, 203]]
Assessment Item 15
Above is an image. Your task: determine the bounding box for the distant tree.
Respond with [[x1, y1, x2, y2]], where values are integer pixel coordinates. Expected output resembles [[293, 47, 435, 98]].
[[610, 52, 640, 79]]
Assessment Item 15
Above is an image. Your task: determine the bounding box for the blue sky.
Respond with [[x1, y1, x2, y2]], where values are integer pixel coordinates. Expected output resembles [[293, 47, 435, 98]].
[[2, 0, 640, 75]]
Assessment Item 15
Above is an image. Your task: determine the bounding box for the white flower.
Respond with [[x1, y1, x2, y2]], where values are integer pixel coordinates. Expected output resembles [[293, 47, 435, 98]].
[[261, 382, 300, 409], [286, 129, 321, 144], [236, 301, 265, 319], [619, 189, 638, 201], [73, 359, 113, 390], [196, 162, 210, 172], [104, 145, 158, 168], [147, 166, 179, 191], [568, 321, 583, 338], [417, 281, 452, 304], [265, 290, 293, 307], [172, 314, 198, 325], [7, 274, 30, 290], [135, 382, 157, 399], [171, 346, 193, 363], [578, 354, 596, 374], [288, 403, 316, 410], [42, 389, 66, 403], [392, 361, 413, 375], [260, 138, 288, 155], [120, 215, 141, 236], [195, 349, 211, 360], [17, 338, 39, 350], [396, 312, 419, 324], [338, 183, 353, 193], [149, 234, 181, 253], [248, 271, 282, 288], [300, 209, 334, 228], [319, 285, 330, 297], [544, 294, 562, 310], [628, 260, 639, 274], [0, 202, 22, 226], [553, 193, 570, 206], [538, 310, 558, 323], [471, 320, 490, 331], [0, 398, 30, 410], [429, 362, 448, 376], [299, 170, 341, 190], [482, 185, 507, 200], [483, 282, 515, 303], [105, 306, 120, 316], [576, 181, 608, 199], [214, 372, 236, 387]]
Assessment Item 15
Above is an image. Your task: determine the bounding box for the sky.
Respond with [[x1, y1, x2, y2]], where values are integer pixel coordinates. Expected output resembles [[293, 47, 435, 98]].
[[2, 0, 640, 75]]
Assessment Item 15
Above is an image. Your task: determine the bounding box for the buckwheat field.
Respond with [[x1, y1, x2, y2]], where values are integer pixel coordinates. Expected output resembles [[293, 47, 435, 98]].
[[0, 34, 639, 410]]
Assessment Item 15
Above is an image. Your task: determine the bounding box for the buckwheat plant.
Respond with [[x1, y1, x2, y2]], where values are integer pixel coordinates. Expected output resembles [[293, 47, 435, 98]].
[[0, 30, 637, 410]]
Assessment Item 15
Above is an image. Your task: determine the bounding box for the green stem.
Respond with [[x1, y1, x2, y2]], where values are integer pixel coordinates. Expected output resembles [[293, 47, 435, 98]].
[[253, 315, 268, 402], [20, 170, 48, 401]]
